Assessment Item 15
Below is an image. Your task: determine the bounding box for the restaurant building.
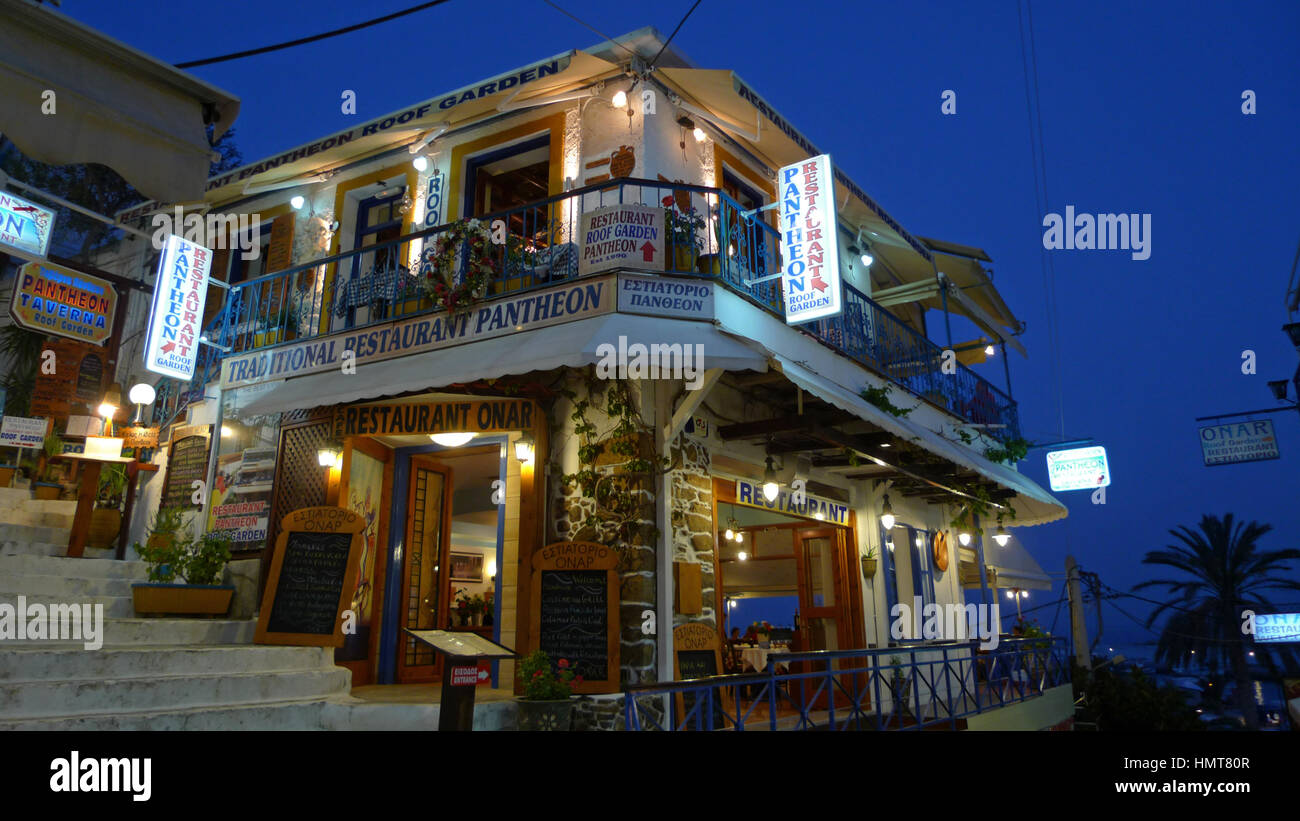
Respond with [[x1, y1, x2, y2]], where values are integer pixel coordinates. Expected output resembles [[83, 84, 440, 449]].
[[113, 27, 1070, 728]]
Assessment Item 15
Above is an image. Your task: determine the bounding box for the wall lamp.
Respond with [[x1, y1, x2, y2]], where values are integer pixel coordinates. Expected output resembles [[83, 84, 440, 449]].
[[514, 432, 535, 463]]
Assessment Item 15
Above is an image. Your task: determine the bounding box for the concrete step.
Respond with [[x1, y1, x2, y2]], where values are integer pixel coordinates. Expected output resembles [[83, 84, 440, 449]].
[[0, 590, 135, 618], [1, 573, 137, 598], [0, 510, 76, 529], [0, 697, 331, 731], [0, 645, 334, 682], [16, 618, 257, 647], [0, 523, 72, 545], [320, 697, 517, 731], [0, 554, 150, 580], [0, 487, 31, 505], [19, 498, 79, 515], [1, 666, 351, 718], [0, 541, 113, 559]]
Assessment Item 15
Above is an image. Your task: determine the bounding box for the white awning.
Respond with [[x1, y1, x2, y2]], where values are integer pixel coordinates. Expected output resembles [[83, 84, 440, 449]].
[[986, 539, 1053, 591], [239, 314, 768, 415], [0, 0, 240, 204], [771, 356, 1066, 527]]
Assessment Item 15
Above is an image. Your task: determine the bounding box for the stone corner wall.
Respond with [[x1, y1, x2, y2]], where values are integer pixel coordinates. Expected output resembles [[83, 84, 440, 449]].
[[670, 437, 716, 632]]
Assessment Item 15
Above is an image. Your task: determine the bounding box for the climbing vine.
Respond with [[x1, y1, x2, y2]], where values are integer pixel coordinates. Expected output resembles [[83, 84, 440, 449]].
[[553, 370, 673, 549], [860, 384, 913, 417], [983, 436, 1033, 465], [948, 481, 1016, 531]]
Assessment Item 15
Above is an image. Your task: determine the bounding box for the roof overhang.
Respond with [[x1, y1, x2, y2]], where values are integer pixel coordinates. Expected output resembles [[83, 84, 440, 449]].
[[0, 0, 240, 203]]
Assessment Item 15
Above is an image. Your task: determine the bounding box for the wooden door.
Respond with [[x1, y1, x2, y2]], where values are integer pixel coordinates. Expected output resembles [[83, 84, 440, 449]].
[[395, 455, 454, 683], [792, 527, 864, 712]]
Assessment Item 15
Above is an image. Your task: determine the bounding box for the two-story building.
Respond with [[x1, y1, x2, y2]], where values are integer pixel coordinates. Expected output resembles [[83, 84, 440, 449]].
[[115, 27, 1070, 729]]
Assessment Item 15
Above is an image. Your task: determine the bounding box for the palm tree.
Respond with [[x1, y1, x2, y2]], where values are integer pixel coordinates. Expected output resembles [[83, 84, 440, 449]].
[[1135, 513, 1300, 730]]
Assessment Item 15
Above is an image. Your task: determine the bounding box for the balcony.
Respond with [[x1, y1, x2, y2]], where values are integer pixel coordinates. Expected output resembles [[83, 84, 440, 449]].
[[183, 178, 1018, 438]]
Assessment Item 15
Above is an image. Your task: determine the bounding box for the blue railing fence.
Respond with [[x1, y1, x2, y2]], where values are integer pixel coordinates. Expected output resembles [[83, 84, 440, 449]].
[[624, 637, 1069, 731], [162, 177, 1016, 438]]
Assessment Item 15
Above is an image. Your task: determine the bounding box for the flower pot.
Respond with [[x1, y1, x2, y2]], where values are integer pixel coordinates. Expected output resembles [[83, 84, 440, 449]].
[[253, 329, 283, 347], [131, 583, 234, 617], [87, 508, 121, 549], [0, 467, 14, 487], [516, 698, 574, 731], [33, 482, 61, 500], [756, 633, 771, 649], [861, 557, 878, 579], [697, 254, 722, 275], [671, 244, 698, 273]]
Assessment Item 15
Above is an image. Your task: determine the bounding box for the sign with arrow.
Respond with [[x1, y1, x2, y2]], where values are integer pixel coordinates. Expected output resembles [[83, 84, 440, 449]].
[[578, 203, 665, 276], [777, 153, 843, 324]]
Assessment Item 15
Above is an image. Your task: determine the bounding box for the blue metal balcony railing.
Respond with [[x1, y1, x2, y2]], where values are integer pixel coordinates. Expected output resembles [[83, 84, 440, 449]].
[[624, 637, 1070, 731], [188, 177, 1017, 438]]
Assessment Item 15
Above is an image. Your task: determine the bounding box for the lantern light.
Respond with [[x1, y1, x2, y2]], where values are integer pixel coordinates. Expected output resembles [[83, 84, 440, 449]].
[[879, 494, 895, 530], [762, 456, 779, 502], [412, 155, 429, 172], [958, 531, 972, 546], [737, 551, 748, 562], [513, 433, 535, 463], [993, 524, 1011, 546]]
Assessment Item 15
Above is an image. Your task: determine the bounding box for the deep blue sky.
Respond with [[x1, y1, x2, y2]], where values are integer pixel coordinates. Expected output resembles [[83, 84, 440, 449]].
[[63, 1, 1300, 652]]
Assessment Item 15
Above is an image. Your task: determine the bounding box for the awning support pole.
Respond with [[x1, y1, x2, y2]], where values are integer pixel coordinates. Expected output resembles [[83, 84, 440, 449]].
[[972, 512, 991, 611], [939, 275, 953, 351], [1001, 337, 1013, 398]]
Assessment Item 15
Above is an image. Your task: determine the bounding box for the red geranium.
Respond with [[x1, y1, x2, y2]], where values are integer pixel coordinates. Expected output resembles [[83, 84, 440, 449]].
[[557, 658, 569, 669]]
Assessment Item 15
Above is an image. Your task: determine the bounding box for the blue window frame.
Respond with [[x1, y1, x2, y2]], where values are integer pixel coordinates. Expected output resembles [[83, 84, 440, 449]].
[[341, 188, 405, 328]]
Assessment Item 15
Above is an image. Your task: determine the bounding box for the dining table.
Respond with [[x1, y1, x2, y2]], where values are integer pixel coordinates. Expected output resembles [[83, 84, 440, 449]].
[[740, 645, 791, 674]]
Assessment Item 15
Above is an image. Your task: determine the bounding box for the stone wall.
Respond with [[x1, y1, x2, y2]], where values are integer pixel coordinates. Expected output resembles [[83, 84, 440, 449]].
[[670, 437, 716, 631]]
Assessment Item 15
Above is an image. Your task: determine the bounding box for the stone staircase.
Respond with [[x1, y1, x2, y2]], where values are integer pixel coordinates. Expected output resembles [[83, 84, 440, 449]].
[[0, 485, 353, 729], [0, 487, 515, 730]]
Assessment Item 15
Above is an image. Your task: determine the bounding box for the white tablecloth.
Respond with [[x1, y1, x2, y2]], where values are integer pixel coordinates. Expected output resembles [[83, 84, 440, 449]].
[[741, 646, 790, 673]]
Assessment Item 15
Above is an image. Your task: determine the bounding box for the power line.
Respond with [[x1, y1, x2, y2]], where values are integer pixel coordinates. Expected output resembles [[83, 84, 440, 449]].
[[176, 1, 454, 68], [649, 0, 704, 69], [542, 0, 638, 57]]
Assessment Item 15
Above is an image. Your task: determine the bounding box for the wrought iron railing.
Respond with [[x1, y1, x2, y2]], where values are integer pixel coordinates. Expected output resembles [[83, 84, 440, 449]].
[[623, 637, 1070, 731], [200, 177, 1017, 436]]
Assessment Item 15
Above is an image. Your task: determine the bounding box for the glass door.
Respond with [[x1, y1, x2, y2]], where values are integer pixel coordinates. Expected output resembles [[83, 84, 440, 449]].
[[396, 455, 453, 683]]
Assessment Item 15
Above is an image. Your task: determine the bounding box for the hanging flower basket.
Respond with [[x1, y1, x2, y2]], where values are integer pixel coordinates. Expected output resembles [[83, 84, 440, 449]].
[[420, 219, 494, 316]]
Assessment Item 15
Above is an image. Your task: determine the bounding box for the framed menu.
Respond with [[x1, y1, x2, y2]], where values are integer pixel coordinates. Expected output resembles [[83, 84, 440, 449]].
[[159, 424, 211, 511], [529, 541, 619, 694]]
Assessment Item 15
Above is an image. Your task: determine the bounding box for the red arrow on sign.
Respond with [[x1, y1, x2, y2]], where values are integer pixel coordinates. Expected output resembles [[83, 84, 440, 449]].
[[641, 241, 656, 262], [811, 276, 828, 292]]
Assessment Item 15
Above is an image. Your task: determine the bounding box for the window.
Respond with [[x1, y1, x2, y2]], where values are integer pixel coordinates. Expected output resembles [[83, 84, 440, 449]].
[[881, 522, 937, 642], [463, 135, 550, 228], [228, 219, 274, 284]]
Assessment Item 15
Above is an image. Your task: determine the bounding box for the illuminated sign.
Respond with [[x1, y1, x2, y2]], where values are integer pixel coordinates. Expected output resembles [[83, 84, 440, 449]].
[[777, 153, 842, 324], [9, 261, 117, 345], [143, 235, 211, 380], [734, 479, 849, 524], [1199, 419, 1280, 466], [0, 191, 55, 258], [0, 415, 48, 449], [1045, 446, 1111, 492], [1255, 613, 1300, 644]]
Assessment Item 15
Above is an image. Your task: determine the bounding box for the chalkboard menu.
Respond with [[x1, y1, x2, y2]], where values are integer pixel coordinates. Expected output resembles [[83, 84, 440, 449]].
[[673, 622, 729, 729], [255, 507, 365, 647], [160, 425, 211, 511], [530, 542, 619, 694]]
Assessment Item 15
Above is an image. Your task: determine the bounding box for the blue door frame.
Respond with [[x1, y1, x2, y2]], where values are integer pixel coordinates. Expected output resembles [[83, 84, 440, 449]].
[[376, 437, 508, 685]]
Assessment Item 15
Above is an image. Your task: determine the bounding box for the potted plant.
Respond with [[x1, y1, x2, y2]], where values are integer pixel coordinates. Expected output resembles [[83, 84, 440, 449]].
[[132, 512, 234, 616], [27, 433, 65, 500], [662, 195, 706, 272], [253, 304, 295, 347], [516, 650, 580, 731], [861, 546, 878, 579], [748, 620, 775, 648], [87, 462, 127, 548], [888, 655, 912, 721]]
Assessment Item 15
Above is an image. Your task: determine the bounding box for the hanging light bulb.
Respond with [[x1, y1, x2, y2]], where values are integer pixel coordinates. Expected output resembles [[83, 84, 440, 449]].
[[762, 456, 779, 502], [290, 195, 305, 210], [958, 531, 972, 546], [734, 530, 744, 542], [993, 522, 1011, 546], [724, 527, 735, 541], [985, 344, 996, 357], [737, 551, 748, 561], [879, 494, 895, 530], [412, 155, 429, 172], [692, 126, 706, 142], [611, 89, 628, 108], [860, 242, 873, 267]]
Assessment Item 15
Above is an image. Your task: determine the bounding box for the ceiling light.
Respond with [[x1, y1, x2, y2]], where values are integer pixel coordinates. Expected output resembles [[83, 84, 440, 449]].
[[737, 551, 748, 561], [762, 456, 779, 502], [734, 531, 744, 542], [221, 425, 235, 438], [879, 495, 895, 530], [611, 89, 628, 108], [430, 432, 475, 447], [993, 523, 1011, 546], [290, 195, 305, 210], [958, 531, 972, 546], [412, 155, 428, 172], [724, 527, 735, 541], [985, 344, 996, 356], [693, 127, 706, 142]]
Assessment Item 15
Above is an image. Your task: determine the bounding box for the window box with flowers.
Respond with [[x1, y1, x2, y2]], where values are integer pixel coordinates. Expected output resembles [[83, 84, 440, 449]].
[[515, 650, 580, 731]]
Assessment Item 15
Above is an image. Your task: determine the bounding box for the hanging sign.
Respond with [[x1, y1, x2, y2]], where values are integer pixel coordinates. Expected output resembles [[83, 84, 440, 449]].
[[0, 191, 55, 258], [578, 204, 664, 276], [1254, 613, 1300, 644], [0, 415, 48, 448], [9, 261, 117, 345], [143, 235, 212, 380], [1045, 446, 1111, 492], [777, 153, 842, 324], [1199, 419, 1280, 466]]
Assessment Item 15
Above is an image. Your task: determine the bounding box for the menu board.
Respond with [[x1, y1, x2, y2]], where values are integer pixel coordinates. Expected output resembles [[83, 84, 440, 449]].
[[673, 622, 728, 728], [255, 507, 365, 646], [529, 542, 619, 694], [30, 339, 104, 419], [159, 425, 211, 511]]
